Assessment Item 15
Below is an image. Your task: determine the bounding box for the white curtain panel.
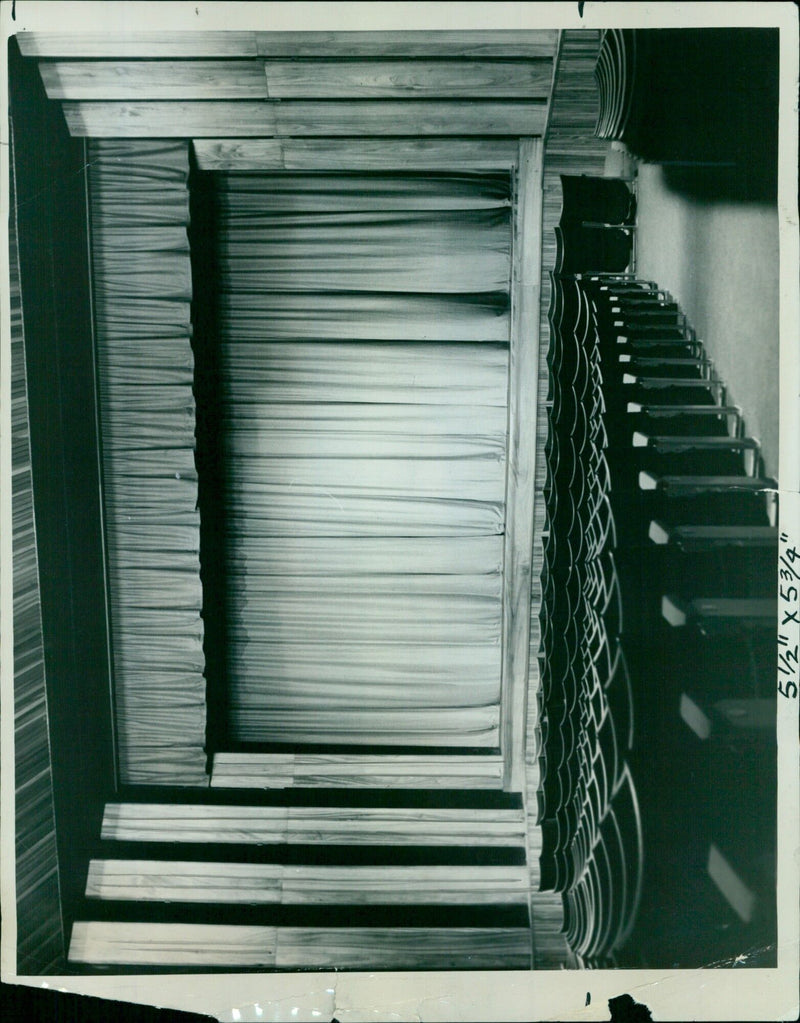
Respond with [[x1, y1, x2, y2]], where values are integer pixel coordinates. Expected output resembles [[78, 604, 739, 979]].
[[218, 170, 513, 747], [89, 140, 208, 785]]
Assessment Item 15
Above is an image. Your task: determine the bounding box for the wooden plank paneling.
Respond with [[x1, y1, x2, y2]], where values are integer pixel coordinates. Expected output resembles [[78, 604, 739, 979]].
[[85, 860, 529, 904], [68, 922, 531, 968], [263, 59, 553, 98], [20, 29, 556, 60], [40, 58, 553, 101], [18, 31, 259, 57], [69, 922, 276, 966], [211, 752, 505, 789], [101, 802, 527, 846], [274, 927, 532, 970], [194, 138, 520, 171], [62, 99, 547, 138], [39, 60, 269, 100], [255, 30, 558, 59], [271, 99, 547, 137], [502, 138, 543, 792]]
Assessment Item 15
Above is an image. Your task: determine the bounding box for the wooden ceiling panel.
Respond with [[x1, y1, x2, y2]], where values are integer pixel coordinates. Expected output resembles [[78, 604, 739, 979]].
[[17, 29, 558, 59], [40, 58, 553, 101], [192, 138, 521, 172], [62, 98, 547, 138]]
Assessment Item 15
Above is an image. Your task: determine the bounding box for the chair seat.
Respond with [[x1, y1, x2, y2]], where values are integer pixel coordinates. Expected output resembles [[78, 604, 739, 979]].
[[648, 521, 777, 549], [662, 594, 777, 629]]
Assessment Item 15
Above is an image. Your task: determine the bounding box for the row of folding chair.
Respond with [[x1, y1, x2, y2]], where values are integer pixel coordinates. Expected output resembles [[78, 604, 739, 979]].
[[561, 764, 643, 961], [594, 29, 637, 142], [575, 273, 778, 965], [537, 271, 642, 960], [556, 175, 636, 276], [560, 175, 636, 229]]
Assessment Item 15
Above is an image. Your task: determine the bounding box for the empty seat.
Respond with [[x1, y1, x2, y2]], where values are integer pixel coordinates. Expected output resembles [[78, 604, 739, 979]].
[[560, 175, 636, 227], [661, 594, 777, 630]]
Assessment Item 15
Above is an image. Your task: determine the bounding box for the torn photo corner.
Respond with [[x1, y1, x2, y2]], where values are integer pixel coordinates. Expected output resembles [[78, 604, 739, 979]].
[[1, 2, 798, 1021]]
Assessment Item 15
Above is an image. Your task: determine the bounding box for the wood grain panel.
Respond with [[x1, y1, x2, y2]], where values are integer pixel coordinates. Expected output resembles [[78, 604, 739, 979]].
[[63, 99, 546, 138], [502, 139, 543, 791], [68, 922, 276, 966], [101, 802, 526, 846], [68, 921, 531, 968], [19, 29, 556, 59], [263, 59, 553, 98], [274, 927, 531, 970], [86, 860, 529, 904], [194, 137, 520, 171], [255, 30, 557, 58], [40, 57, 552, 101], [18, 32, 259, 57], [39, 60, 268, 99]]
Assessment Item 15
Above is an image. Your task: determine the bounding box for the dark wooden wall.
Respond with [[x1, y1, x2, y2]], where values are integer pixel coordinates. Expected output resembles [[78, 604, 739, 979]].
[[9, 37, 116, 958]]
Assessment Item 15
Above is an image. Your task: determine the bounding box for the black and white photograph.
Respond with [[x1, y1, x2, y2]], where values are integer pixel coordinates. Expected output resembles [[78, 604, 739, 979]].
[[1, 2, 798, 1020]]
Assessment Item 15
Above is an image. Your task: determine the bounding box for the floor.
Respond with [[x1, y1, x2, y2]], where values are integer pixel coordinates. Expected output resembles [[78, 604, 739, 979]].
[[635, 162, 781, 480]]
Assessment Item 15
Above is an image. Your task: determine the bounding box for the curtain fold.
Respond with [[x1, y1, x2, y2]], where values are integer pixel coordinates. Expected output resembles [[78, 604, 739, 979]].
[[89, 139, 208, 785], [216, 170, 512, 747]]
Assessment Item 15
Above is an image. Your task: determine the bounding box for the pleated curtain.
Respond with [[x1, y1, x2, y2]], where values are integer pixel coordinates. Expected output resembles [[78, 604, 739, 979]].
[[215, 171, 513, 747], [89, 140, 208, 785]]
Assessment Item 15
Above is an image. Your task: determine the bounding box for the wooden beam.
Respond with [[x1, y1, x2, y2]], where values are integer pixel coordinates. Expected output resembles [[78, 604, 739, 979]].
[[501, 138, 543, 792], [39, 60, 269, 100], [40, 58, 551, 101], [263, 59, 553, 98], [85, 859, 529, 904], [211, 752, 505, 789], [17, 31, 258, 57], [62, 99, 547, 138], [19, 29, 556, 60], [276, 927, 532, 969], [101, 802, 527, 846], [256, 30, 557, 58], [68, 921, 532, 968], [193, 137, 520, 171]]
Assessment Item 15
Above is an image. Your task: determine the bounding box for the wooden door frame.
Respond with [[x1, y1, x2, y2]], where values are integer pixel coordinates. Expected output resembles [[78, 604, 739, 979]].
[[193, 137, 543, 792]]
